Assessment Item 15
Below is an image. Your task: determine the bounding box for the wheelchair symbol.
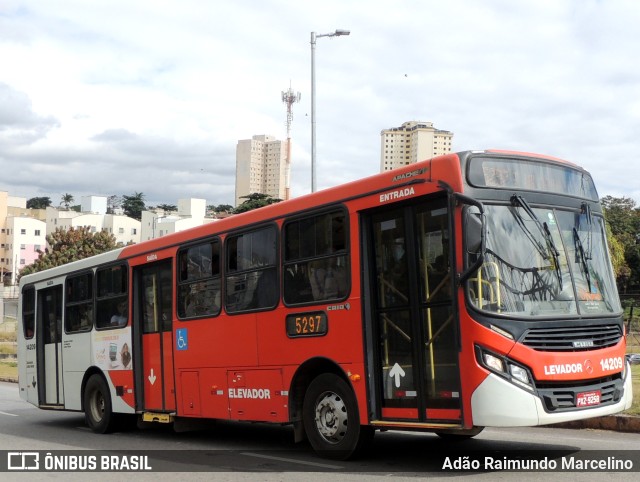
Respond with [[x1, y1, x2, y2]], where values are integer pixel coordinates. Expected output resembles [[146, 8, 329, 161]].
[[176, 328, 188, 350]]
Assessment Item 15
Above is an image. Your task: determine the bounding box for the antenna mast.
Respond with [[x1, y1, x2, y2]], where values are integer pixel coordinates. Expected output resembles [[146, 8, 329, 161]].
[[281, 82, 301, 200]]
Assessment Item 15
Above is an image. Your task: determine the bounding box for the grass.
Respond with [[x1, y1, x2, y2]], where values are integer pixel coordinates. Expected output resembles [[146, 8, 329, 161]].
[[0, 360, 17, 380], [0, 332, 16, 342], [0, 344, 16, 355], [625, 335, 640, 416], [627, 364, 640, 416], [0, 329, 17, 380]]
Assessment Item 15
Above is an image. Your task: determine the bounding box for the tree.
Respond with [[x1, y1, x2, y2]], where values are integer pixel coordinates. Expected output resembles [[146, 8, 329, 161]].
[[601, 195, 640, 291], [601, 196, 640, 245], [208, 204, 234, 214], [122, 192, 146, 220], [18, 226, 118, 280], [157, 204, 177, 212], [60, 193, 74, 209], [107, 195, 122, 214], [26, 197, 52, 209], [606, 222, 628, 282], [233, 193, 282, 214]]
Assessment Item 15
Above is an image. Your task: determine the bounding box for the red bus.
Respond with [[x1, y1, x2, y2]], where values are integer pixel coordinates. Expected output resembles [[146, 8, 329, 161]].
[[17, 150, 632, 459]]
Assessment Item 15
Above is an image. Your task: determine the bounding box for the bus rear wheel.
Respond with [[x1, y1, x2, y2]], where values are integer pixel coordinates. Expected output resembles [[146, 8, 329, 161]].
[[84, 374, 115, 434], [303, 373, 373, 460]]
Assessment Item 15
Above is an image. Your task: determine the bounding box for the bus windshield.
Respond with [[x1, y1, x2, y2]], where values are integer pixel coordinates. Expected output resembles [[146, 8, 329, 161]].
[[467, 201, 621, 318]]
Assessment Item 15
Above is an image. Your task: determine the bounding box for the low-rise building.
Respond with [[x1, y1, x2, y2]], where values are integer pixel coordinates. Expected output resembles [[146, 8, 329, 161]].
[[141, 198, 214, 241], [46, 196, 141, 245]]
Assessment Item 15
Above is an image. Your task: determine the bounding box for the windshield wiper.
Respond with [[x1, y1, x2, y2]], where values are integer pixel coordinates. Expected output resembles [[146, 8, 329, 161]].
[[573, 227, 592, 293], [573, 202, 593, 292], [510, 195, 563, 290]]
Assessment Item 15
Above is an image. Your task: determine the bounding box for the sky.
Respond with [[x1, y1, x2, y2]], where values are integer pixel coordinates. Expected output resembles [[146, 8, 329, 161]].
[[1, 0, 640, 208]]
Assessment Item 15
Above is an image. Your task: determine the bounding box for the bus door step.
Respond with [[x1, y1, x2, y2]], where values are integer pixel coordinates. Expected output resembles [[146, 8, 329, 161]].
[[38, 404, 65, 410], [142, 412, 174, 423]]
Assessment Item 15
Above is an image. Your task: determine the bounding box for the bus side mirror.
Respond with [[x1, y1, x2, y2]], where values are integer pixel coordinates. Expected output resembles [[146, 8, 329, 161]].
[[465, 206, 483, 255], [455, 194, 485, 284]]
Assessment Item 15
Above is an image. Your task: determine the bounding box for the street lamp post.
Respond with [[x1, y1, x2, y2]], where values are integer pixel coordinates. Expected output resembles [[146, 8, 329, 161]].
[[310, 29, 350, 193]]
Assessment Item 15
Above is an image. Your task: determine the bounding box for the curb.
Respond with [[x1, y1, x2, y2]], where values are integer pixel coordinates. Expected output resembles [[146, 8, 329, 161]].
[[550, 414, 640, 433]]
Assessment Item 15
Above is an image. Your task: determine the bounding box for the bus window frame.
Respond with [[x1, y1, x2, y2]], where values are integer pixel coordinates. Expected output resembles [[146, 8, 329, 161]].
[[465, 154, 599, 201], [176, 236, 222, 321], [95, 262, 129, 330], [281, 206, 350, 307], [224, 223, 279, 315], [65, 270, 94, 334], [21, 285, 36, 339]]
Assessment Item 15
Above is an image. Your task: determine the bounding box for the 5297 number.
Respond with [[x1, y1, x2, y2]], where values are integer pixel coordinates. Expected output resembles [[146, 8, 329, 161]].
[[286, 312, 328, 338]]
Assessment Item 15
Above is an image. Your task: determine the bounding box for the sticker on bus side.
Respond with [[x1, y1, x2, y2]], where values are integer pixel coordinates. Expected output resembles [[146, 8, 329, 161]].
[[176, 328, 188, 350]]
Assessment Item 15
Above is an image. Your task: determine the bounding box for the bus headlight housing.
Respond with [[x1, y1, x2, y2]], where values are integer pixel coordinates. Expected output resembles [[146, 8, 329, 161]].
[[509, 364, 530, 385], [476, 345, 534, 391], [483, 352, 504, 373]]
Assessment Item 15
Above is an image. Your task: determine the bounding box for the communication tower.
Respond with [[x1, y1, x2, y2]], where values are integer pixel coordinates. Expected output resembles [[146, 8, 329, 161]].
[[281, 83, 301, 200]]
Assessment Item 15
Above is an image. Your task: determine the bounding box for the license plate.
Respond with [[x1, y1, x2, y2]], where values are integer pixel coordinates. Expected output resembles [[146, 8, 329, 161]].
[[576, 390, 601, 407]]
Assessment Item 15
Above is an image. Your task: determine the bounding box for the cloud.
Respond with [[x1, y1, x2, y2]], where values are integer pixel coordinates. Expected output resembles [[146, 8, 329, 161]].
[[0, 83, 59, 146], [0, 0, 639, 208]]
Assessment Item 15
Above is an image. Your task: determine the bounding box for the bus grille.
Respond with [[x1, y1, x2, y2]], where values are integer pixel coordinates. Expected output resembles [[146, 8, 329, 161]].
[[536, 376, 623, 412], [520, 325, 622, 352]]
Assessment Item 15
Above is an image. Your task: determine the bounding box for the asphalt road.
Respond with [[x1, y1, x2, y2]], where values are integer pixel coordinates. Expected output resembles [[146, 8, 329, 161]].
[[1, 381, 639, 480]]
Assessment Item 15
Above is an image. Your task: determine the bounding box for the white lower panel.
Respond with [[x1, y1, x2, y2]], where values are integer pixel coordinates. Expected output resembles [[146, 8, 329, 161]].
[[471, 365, 633, 427]]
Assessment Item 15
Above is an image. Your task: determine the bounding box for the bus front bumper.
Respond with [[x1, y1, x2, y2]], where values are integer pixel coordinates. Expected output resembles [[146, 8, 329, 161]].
[[470, 362, 633, 427]]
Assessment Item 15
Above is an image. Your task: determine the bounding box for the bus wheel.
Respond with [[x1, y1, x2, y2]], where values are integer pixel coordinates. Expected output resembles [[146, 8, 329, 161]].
[[84, 374, 115, 434], [435, 426, 484, 440], [303, 373, 372, 460]]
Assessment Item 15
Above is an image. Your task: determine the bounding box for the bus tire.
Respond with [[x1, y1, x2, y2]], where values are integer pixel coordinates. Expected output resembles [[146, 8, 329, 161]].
[[303, 373, 372, 460], [84, 374, 115, 434]]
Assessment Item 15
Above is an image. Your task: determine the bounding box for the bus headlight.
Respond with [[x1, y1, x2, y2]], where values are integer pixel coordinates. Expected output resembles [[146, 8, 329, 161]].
[[483, 352, 505, 373], [509, 364, 530, 385], [476, 345, 534, 391]]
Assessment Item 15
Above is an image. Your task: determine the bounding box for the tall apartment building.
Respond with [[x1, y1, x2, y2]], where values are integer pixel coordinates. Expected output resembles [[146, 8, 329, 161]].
[[380, 121, 454, 172], [235, 135, 286, 206]]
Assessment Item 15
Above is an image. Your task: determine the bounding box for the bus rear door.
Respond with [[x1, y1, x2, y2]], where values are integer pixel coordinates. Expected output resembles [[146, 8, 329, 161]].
[[363, 196, 462, 423], [133, 260, 176, 418], [36, 284, 64, 407]]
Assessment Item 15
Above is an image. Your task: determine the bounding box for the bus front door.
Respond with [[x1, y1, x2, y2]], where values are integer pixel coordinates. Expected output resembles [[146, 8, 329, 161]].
[[133, 261, 176, 416], [36, 285, 64, 406], [365, 196, 462, 423]]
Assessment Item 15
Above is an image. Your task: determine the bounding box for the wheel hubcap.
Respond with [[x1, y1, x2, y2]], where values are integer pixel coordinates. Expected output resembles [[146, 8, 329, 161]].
[[314, 391, 348, 444], [91, 390, 104, 422]]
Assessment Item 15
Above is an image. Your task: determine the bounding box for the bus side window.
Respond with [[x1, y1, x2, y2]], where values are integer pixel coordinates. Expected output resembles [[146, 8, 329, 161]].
[[225, 226, 278, 313], [65, 272, 94, 333], [283, 209, 349, 305], [22, 286, 35, 339], [96, 264, 128, 330], [178, 239, 221, 320]]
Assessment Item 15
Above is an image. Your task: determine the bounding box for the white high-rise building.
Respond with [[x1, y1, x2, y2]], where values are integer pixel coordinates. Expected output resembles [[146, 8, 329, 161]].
[[235, 135, 286, 206], [380, 121, 454, 172]]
